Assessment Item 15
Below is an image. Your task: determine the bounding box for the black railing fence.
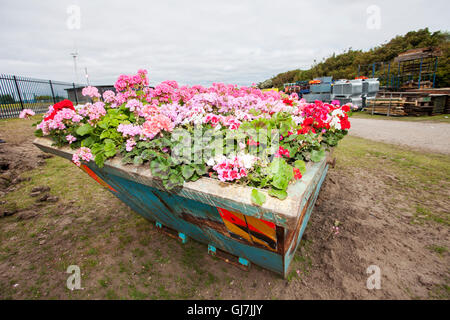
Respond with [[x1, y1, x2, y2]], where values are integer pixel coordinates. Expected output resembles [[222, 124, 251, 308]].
[[0, 74, 85, 119]]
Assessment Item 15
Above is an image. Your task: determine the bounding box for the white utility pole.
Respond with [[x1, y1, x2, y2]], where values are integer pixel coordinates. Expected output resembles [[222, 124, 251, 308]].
[[85, 67, 90, 86], [70, 49, 79, 84]]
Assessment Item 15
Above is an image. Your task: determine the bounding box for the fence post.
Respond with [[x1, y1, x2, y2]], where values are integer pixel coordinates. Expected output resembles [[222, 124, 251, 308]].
[[387, 92, 392, 117], [49, 80, 56, 104], [73, 83, 78, 104], [418, 58, 423, 89], [13, 76, 24, 110], [432, 57, 438, 88]]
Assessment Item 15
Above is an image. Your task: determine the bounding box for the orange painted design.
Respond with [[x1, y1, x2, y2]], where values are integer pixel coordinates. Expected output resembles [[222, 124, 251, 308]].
[[217, 207, 277, 251], [80, 164, 117, 192], [218, 208, 247, 228], [218, 208, 252, 242]]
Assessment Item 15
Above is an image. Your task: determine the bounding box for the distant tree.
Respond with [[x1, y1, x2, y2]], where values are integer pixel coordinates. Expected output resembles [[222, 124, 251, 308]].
[[261, 28, 450, 88], [0, 94, 14, 104], [35, 95, 52, 102]]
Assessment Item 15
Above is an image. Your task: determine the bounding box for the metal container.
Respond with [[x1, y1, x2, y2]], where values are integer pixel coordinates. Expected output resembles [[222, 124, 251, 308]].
[[349, 80, 363, 96], [310, 83, 332, 93], [303, 93, 331, 103], [316, 76, 333, 84], [362, 78, 380, 99], [33, 138, 332, 278], [350, 97, 363, 108], [332, 80, 352, 98]]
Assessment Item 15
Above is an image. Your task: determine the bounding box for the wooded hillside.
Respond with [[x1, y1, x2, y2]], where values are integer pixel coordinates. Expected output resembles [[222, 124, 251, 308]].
[[260, 28, 449, 89]]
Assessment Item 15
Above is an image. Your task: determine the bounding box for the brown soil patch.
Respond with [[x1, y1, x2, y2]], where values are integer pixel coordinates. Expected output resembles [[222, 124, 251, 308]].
[[0, 117, 448, 299]]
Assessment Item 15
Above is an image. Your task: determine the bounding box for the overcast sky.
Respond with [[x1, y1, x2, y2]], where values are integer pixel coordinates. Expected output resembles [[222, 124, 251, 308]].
[[0, 0, 448, 87]]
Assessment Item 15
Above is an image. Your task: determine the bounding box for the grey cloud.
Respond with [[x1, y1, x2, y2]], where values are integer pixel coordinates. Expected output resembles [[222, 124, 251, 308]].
[[0, 0, 448, 87]]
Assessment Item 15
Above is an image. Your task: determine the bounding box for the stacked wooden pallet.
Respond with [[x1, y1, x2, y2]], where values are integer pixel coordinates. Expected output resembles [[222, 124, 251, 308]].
[[403, 96, 434, 116], [429, 94, 449, 114], [366, 97, 410, 116], [445, 96, 450, 114], [401, 80, 433, 90], [371, 91, 450, 116]]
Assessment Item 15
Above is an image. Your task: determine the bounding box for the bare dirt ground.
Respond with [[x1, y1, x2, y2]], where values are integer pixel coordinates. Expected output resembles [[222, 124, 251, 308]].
[[0, 117, 449, 300], [349, 118, 450, 155]]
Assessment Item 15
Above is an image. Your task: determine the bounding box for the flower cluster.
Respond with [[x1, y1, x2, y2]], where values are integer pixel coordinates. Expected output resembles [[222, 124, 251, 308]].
[[211, 154, 257, 182], [117, 123, 142, 137], [141, 114, 174, 139], [82, 86, 100, 98], [19, 109, 35, 119], [275, 146, 290, 158], [66, 134, 76, 144], [72, 147, 93, 166], [102, 90, 116, 103], [37, 101, 81, 135], [114, 69, 149, 92], [33, 69, 351, 204]]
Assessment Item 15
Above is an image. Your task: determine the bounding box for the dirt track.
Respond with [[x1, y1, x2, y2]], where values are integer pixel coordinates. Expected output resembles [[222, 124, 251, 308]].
[[349, 118, 450, 154]]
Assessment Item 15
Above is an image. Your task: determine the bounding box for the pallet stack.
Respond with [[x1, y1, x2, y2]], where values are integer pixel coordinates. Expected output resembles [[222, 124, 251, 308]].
[[365, 90, 450, 116], [403, 96, 433, 116], [401, 80, 433, 90]]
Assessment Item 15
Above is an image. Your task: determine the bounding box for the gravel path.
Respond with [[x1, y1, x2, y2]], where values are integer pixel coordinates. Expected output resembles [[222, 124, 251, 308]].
[[349, 118, 450, 154]]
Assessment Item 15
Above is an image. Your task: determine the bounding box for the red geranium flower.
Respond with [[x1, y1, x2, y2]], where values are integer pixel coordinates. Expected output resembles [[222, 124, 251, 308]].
[[283, 98, 293, 106], [340, 116, 351, 130], [293, 167, 302, 180], [341, 104, 350, 112], [44, 99, 74, 121], [275, 146, 290, 158]]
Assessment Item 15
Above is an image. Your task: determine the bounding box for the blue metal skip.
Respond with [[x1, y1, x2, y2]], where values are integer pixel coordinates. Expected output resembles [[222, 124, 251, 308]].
[[33, 137, 331, 278]]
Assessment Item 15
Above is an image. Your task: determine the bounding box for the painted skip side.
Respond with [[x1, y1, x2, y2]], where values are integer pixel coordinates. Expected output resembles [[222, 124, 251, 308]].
[[33, 137, 331, 277]]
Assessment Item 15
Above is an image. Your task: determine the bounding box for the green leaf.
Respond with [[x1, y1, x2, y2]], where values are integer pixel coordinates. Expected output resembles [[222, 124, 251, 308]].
[[81, 136, 94, 148], [103, 140, 116, 158], [251, 189, 266, 206], [163, 173, 184, 190], [99, 130, 110, 140], [150, 159, 169, 178], [271, 175, 289, 190], [195, 164, 207, 176], [294, 160, 306, 174], [133, 156, 143, 165], [76, 124, 94, 136], [95, 153, 105, 168], [98, 120, 109, 129], [268, 188, 288, 200], [268, 158, 284, 176], [91, 143, 104, 155], [181, 165, 194, 180], [110, 118, 119, 127], [310, 149, 325, 162], [34, 129, 43, 137], [141, 149, 157, 161]]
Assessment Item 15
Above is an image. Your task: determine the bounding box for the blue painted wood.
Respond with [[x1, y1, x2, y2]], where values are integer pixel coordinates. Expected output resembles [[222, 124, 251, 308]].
[[178, 232, 188, 244], [284, 164, 329, 276], [238, 257, 250, 267]]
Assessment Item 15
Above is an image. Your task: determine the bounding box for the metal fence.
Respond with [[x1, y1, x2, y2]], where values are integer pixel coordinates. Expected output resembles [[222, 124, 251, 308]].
[[0, 74, 85, 119]]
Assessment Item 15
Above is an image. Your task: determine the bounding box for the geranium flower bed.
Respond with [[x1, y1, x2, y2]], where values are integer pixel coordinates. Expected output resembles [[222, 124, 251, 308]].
[[32, 69, 351, 205]]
